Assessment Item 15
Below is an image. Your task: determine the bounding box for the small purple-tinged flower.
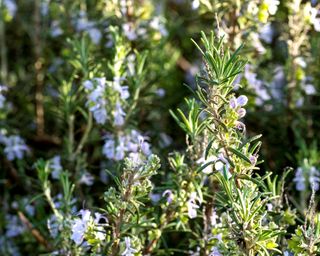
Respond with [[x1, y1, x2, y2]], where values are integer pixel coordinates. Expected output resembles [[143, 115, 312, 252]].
[[209, 246, 222, 256], [230, 95, 248, 109], [237, 95, 248, 106], [210, 208, 219, 227], [50, 155, 62, 179], [113, 101, 126, 126], [162, 189, 174, 203], [2, 135, 29, 161], [187, 192, 201, 219], [71, 209, 91, 245], [121, 237, 138, 256], [79, 172, 94, 186], [309, 166, 320, 191], [149, 193, 161, 204], [103, 137, 115, 159], [293, 167, 305, 191], [235, 121, 246, 131], [249, 155, 257, 165], [237, 108, 246, 118]]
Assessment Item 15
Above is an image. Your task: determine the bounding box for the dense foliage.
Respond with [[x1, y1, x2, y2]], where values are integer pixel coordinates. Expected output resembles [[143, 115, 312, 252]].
[[1, 0, 320, 255]]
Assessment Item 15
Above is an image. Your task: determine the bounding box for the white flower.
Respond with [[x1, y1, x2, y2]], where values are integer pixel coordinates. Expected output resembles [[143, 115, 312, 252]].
[[191, 0, 200, 10], [265, 0, 280, 15], [187, 192, 201, 219], [150, 17, 168, 36], [197, 155, 217, 174], [50, 155, 62, 179], [210, 208, 219, 227], [2, 135, 28, 160], [313, 18, 320, 32], [121, 237, 138, 256]]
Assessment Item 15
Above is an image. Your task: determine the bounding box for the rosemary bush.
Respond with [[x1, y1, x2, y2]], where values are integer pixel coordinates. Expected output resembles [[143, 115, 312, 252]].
[[1, 1, 320, 255]]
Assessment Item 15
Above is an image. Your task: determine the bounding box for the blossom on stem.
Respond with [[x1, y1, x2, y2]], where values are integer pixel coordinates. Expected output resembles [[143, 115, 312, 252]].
[[121, 237, 138, 256], [187, 192, 201, 219], [113, 101, 126, 126], [293, 167, 305, 191], [49, 155, 62, 179], [2, 135, 28, 160]]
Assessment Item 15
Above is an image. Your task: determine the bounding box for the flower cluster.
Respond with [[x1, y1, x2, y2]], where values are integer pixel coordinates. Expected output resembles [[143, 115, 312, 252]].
[[71, 209, 107, 246], [0, 134, 28, 161], [83, 77, 129, 126], [103, 130, 151, 161]]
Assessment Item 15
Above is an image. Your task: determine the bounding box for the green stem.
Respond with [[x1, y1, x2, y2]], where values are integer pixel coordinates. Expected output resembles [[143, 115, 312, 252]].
[[0, 0, 8, 83]]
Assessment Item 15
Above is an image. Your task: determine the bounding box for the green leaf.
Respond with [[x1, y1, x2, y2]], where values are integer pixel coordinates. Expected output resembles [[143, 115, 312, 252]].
[[227, 147, 252, 164]]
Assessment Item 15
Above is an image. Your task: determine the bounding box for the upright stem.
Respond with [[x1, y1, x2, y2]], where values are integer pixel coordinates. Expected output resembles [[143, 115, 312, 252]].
[[111, 174, 134, 256], [34, 0, 45, 136], [67, 114, 75, 162], [0, 0, 8, 83]]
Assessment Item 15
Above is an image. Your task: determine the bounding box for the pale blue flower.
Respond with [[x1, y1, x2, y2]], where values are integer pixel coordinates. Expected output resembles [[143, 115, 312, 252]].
[[150, 17, 168, 36], [149, 192, 161, 204], [122, 23, 137, 41], [79, 172, 94, 186], [259, 23, 274, 44], [5, 214, 25, 237], [84, 78, 108, 124], [50, 155, 62, 179], [162, 189, 174, 203], [0, 94, 6, 109], [115, 136, 127, 160], [309, 166, 320, 191], [114, 101, 126, 126], [4, 0, 17, 17], [47, 215, 60, 238], [121, 237, 138, 256], [209, 247, 222, 256], [103, 137, 116, 159], [50, 21, 63, 37], [113, 77, 130, 99], [87, 27, 102, 45], [2, 135, 28, 160], [71, 209, 91, 245], [293, 167, 305, 191]]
